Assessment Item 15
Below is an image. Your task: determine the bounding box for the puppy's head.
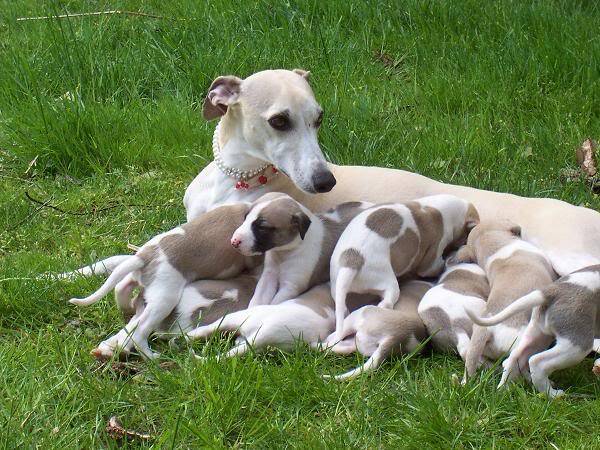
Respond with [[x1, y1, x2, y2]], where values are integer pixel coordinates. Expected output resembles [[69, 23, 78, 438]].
[[230, 193, 312, 256], [203, 69, 336, 194], [453, 219, 522, 264]]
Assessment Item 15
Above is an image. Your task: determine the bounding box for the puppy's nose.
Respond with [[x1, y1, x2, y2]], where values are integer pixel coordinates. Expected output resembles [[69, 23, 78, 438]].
[[312, 170, 336, 193], [231, 237, 241, 249]]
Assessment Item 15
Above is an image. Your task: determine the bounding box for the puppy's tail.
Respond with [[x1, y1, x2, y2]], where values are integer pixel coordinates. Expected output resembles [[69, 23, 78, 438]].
[[69, 256, 145, 306], [463, 324, 489, 382], [333, 268, 357, 338], [58, 255, 132, 279], [331, 337, 396, 381], [465, 290, 545, 327]]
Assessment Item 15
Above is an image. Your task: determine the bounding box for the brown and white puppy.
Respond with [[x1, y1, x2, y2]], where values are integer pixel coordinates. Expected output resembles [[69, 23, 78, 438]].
[[323, 280, 432, 380], [329, 194, 479, 341], [467, 265, 600, 397], [231, 193, 371, 307], [69, 203, 260, 359], [453, 220, 557, 382], [418, 260, 489, 360]]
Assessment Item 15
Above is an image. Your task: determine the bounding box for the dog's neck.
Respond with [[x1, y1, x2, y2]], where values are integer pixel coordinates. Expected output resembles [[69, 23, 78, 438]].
[[216, 115, 271, 174]]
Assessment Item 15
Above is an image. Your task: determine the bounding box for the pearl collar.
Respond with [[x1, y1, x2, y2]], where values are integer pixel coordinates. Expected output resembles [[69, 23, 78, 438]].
[[212, 121, 273, 181]]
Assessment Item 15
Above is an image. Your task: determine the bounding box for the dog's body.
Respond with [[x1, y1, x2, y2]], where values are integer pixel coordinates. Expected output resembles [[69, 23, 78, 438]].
[[231, 193, 371, 307], [66, 69, 600, 283], [187, 283, 336, 358], [325, 280, 432, 380], [455, 221, 556, 381], [418, 262, 489, 360], [70, 203, 260, 359], [329, 195, 479, 339], [467, 265, 600, 397]]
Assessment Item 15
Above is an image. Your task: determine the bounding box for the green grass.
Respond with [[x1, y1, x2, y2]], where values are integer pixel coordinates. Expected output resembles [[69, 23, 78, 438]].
[[1, 0, 600, 447]]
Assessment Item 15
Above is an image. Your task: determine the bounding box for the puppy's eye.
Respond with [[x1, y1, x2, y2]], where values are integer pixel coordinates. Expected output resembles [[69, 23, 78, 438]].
[[268, 114, 291, 131], [315, 111, 323, 128]]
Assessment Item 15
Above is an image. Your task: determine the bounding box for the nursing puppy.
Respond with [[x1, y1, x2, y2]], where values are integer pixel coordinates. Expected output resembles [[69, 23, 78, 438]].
[[467, 265, 600, 397], [70, 203, 260, 359], [329, 194, 479, 340], [231, 193, 371, 307], [324, 280, 432, 380], [187, 283, 336, 358], [418, 260, 489, 360], [453, 220, 556, 381]]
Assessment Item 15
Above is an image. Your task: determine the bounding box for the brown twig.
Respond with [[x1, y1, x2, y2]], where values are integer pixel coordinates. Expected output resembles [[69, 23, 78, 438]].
[[24, 191, 154, 216], [16, 10, 178, 22]]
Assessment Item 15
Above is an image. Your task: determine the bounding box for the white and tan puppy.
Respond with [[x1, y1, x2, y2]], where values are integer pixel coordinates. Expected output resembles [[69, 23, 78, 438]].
[[70, 203, 260, 359], [187, 283, 336, 358], [329, 194, 479, 340], [324, 280, 432, 380], [231, 193, 371, 307], [137, 274, 258, 336], [418, 261, 489, 360], [453, 220, 557, 381], [467, 265, 600, 397]]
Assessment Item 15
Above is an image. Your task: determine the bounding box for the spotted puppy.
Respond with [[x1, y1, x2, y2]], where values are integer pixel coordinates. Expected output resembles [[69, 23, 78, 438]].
[[453, 220, 556, 382], [329, 194, 479, 341], [324, 280, 432, 380], [418, 259, 489, 360], [70, 203, 260, 359], [231, 193, 371, 307], [467, 265, 600, 397]]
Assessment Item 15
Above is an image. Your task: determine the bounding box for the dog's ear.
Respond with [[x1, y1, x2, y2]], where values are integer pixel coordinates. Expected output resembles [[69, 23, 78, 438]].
[[465, 204, 479, 232], [510, 224, 522, 237], [291, 212, 311, 240], [203, 75, 242, 120], [448, 245, 475, 265], [292, 69, 310, 81]]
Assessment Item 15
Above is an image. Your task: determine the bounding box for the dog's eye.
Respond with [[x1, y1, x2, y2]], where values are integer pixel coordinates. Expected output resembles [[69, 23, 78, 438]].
[[315, 111, 323, 128], [268, 114, 291, 131]]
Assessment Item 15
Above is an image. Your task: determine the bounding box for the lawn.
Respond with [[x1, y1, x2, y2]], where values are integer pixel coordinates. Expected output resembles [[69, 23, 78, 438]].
[[1, 0, 600, 447]]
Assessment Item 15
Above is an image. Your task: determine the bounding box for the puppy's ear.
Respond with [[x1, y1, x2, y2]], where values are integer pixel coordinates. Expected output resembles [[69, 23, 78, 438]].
[[203, 75, 242, 120], [466, 204, 480, 232], [291, 212, 311, 240], [449, 245, 475, 264], [292, 69, 310, 81], [510, 225, 522, 237]]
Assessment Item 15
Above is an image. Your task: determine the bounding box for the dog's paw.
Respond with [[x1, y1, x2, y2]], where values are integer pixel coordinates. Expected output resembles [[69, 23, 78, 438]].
[[91, 345, 114, 361], [592, 362, 600, 377]]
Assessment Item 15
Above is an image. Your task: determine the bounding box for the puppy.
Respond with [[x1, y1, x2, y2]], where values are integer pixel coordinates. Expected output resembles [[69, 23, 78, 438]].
[[324, 280, 432, 380], [231, 193, 371, 307], [453, 220, 556, 381], [418, 260, 489, 360], [70, 202, 260, 359], [467, 265, 600, 397], [329, 194, 479, 340], [187, 283, 337, 358]]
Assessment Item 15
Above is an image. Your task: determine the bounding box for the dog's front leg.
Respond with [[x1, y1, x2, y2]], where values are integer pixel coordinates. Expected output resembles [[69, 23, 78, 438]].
[[248, 256, 279, 307], [270, 282, 301, 305]]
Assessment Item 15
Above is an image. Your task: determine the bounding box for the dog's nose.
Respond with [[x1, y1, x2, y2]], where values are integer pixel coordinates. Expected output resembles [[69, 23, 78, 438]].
[[231, 238, 241, 248], [312, 170, 336, 193]]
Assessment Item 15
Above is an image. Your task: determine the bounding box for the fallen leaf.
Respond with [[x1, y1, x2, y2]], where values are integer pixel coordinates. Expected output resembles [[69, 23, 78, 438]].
[[576, 138, 597, 177], [106, 416, 152, 441], [593, 363, 600, 377]]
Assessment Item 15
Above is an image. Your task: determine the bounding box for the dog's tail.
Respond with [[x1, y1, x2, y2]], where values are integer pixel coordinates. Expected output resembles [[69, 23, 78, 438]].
[[465, 290, 545, 327], [331, 337, 396, 381], [333, 268, 358, 339], [463, 324, 489, 382], [58, 255, 132, 279], [69, 256, 145, 306]]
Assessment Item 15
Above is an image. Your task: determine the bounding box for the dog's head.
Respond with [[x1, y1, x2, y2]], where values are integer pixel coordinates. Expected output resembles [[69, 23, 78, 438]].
[[203, 69, 336, 194], [230, 192, 312, 256]]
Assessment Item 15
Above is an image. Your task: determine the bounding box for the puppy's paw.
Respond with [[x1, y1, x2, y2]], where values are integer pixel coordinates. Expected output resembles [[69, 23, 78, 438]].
[[91, 345, 114, 361], [592, 363, 600, 377]]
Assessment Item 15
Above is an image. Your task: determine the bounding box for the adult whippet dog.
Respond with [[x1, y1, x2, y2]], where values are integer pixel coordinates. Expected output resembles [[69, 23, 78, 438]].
[[65, 69, 600, 279]]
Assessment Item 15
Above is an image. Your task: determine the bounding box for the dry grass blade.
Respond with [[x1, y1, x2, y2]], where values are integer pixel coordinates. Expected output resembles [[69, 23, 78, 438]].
[[17, 10, 179, 22], [106, 416, 152, 441]]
